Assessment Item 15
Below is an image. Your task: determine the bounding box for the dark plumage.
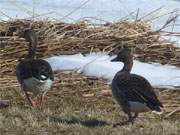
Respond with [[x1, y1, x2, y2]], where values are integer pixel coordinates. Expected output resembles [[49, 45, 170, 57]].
[[16, 59, 54, 84], [16, 29, 54, 108], [111, 47, 163, 126]]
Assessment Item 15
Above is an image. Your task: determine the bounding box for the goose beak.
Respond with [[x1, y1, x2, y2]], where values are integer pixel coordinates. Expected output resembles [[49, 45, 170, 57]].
[[111, 56, 118, 62]]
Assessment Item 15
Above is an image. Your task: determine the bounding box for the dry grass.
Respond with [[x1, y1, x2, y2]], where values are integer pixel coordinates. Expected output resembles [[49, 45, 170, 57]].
[[0, 72, 180, 135], [0, 20, 180, 134]]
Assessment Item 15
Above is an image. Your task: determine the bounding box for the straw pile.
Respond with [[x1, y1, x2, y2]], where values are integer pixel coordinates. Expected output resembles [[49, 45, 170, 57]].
[[0, 19, 180, 75]]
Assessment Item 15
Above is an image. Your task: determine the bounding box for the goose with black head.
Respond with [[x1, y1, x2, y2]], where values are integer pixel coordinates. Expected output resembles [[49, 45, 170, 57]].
[[16, 28, 54, 108], [111, 47, 163, 126]]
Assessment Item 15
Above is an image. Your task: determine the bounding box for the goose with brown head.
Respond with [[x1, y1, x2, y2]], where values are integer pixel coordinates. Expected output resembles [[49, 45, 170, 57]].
[[111, 47, 163, 126]]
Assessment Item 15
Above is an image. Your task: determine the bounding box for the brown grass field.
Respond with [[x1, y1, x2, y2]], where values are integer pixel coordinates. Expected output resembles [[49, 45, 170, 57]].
[[0, 20, 180, 134]]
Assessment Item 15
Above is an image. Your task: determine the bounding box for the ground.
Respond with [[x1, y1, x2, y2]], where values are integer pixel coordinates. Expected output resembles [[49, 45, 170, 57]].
[[0, 72, 179, 135]]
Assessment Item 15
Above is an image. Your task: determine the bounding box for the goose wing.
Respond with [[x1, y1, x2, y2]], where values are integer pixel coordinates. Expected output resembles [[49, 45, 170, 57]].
[[16, 60, 33, 83], [115, 73, 163, 108], [31, 59, 54, 81], [16, 59, 54, 83]]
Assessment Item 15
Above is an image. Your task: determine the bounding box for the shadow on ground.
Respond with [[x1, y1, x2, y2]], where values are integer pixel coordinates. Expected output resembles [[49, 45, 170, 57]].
[[0, 103, 9, 109], [49, 115, 111, 127]]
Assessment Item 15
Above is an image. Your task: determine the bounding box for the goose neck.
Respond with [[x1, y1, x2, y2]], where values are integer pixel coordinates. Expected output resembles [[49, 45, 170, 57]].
[[121, 60, 133, 73]]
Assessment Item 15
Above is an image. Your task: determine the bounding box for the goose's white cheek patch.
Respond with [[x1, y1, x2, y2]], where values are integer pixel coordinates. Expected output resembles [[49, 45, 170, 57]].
[[23, 77, 53, 93], [40, 75, 47, 80]]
